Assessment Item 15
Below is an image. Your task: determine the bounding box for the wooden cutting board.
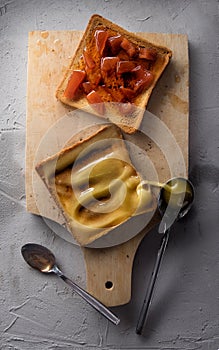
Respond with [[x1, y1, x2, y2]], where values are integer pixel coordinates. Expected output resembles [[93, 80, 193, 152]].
[[26, 30, 189, 306]]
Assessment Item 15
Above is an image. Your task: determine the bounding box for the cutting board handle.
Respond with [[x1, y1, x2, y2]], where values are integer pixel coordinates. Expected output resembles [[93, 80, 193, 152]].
[[82, 213, 160, 307]]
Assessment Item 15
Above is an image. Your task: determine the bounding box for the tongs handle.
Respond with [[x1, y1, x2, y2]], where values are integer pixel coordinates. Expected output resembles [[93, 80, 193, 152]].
[[136, 229, 170, 334]]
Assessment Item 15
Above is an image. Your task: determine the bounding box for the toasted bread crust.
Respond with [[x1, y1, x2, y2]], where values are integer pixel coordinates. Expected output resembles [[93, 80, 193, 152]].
[[56, 14, 172, 134]]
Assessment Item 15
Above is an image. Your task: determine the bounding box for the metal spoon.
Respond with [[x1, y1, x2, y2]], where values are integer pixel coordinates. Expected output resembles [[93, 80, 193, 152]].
[[136, 177, 194, 335], [21, 243, 120, 325]]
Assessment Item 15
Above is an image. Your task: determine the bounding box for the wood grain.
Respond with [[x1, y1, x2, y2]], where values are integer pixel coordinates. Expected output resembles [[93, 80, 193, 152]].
[[26, 30, 189, 306]]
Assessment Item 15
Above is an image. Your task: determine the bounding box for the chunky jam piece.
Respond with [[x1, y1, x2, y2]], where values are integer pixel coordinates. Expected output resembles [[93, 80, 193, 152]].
[[64, 28, 158, 108]]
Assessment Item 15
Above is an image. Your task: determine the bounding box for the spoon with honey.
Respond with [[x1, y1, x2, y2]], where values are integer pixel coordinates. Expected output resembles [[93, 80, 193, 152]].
[[136, 177, 194, 335], [21, 243, 120, 325]]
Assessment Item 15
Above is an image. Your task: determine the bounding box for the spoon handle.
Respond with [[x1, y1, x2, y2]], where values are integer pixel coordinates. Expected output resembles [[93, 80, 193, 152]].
[[58, 272, 120, 325], [136, 229, 170, 335]]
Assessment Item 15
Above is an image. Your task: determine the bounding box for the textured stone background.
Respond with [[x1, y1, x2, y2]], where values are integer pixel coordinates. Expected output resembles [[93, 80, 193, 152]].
[[0, 0, 218, 349]]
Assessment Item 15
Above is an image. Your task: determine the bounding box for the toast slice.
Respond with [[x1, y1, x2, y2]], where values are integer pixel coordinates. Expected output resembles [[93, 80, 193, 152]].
[[35, 124, 156, 246], [56, 14, 172, 134]]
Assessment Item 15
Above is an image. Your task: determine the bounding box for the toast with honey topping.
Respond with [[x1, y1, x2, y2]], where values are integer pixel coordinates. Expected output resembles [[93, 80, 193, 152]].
[[56, 14, 172, 133], [35, 124, 156, 246]]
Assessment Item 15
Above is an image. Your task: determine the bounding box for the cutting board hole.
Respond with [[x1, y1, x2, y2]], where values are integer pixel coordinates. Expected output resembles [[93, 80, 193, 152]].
[[105, 280, 113, 290]]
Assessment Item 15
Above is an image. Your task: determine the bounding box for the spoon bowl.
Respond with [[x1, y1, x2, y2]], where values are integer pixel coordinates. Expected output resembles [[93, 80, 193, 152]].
[[21, 243, 55, 273], [159, 177, 195, 217], [21, 243, 120, 325], [158, 177, 195, 233]]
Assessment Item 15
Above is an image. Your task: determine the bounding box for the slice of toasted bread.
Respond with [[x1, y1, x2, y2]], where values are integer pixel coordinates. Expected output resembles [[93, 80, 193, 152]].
[[35, 123, 156, 246], [56, 14, 172, 133]]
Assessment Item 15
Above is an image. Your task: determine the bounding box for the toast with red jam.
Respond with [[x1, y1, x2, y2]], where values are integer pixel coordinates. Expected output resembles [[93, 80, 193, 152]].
[[56, 14, 172, 133]]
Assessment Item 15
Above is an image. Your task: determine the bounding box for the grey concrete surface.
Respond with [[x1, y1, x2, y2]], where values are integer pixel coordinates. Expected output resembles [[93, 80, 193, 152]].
[[0, 0, 218, 349]]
